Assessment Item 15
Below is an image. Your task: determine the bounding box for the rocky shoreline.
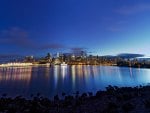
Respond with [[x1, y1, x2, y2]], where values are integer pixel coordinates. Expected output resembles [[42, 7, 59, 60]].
[[1, 85, 150, 113]]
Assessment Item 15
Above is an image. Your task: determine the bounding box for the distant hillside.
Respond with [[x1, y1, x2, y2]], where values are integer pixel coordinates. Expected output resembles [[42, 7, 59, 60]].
[[0, 55, 24, 63]]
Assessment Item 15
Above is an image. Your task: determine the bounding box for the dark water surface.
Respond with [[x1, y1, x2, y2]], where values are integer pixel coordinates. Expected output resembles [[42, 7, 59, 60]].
[[0, 65, 150, 98]]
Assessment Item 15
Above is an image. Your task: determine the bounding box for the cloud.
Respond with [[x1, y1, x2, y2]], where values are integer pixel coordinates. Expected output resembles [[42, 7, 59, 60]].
[[115, 3, 150, 15], [0, 27, 36, 49], [0, 27, 66, 51], [39, 43, 66, 50], [70, 47, 87, 54], [71, 47, 85, 51], [117, 53, 144, 58], [0, 27, 87, 55]]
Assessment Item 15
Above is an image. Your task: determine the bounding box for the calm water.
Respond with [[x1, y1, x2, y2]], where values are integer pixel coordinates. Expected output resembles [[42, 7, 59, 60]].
[[0, 65, 150, 98]]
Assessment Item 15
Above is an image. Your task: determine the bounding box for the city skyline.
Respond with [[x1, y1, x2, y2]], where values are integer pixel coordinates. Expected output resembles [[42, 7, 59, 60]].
[[0, 0, 150, 57]]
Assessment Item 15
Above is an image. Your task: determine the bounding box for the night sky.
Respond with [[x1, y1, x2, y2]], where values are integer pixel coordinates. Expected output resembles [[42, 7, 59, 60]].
[[0, 0, 150, 56]]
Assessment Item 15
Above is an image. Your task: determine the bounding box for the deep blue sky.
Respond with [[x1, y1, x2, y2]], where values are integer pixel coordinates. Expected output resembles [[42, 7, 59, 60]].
[[0, 0, 150, 56]]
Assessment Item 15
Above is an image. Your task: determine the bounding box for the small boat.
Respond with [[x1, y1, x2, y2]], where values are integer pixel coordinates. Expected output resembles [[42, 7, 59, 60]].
[[46, 63, 51, 67], [61, 62, 67, 66]]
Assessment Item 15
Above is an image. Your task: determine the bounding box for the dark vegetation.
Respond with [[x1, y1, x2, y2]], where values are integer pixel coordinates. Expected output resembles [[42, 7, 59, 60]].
[[1, 85, 150, 113]]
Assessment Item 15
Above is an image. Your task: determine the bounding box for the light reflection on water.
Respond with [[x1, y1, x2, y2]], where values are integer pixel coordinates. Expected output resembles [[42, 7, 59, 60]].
[[0, 67, 32, 83], [0, 65, 150, 98]]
